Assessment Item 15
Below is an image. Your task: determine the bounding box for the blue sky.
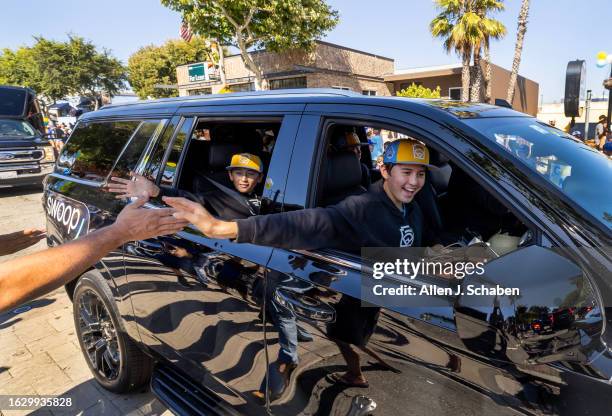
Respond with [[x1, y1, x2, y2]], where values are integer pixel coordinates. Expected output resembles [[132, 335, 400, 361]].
[[1, 0, 610, 103]]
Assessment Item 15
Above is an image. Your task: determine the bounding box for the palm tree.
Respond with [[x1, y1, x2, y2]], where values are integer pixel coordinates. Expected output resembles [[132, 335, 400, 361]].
[[506, 0, 530, 104], [471, 0, 506, 103], [430, 0, 486, 102]]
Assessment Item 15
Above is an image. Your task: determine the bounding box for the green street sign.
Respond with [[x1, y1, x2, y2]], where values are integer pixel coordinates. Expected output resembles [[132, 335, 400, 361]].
[[188, 63, 206, 82]]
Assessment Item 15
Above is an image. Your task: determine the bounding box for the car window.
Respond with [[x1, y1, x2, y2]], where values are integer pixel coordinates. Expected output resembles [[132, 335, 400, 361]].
[[159, 118, 194, 187], [0, 88, 26, 117], [174, 118, 282, 219], [56, 120, 140, 182], [144, 118, 178, 181], [309, 121, 533, 258], [465, 117, 612, 228], [0, 119, 37, 138], [109, 119, 164, 179]]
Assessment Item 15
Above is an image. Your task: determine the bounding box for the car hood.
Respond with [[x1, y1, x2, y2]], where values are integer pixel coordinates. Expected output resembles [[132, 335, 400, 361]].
[[0, 136, 45, 148]]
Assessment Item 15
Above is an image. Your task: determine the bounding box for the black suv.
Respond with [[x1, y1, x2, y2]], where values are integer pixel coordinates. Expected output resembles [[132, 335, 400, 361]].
[[0, 85, 55, 188], [44, 90, 612, 415]]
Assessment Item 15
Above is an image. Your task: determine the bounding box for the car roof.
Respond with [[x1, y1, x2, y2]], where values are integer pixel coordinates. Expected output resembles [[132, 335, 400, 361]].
[[90, 88, 530, 122], [0, 85, 36, 94]]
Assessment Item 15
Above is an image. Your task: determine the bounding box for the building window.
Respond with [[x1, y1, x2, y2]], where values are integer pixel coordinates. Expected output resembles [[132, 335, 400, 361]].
[[362, 90, 376, 96], [449, 87, 471, 100], [269, 77, 307, 90], [228, 83, 255, 92], [188, 88, 212, 96], [331, 86, 351, 91]]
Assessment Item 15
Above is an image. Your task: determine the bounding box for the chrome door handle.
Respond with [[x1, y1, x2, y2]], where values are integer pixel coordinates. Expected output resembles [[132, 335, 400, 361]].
[[273, 288, 335, 323]]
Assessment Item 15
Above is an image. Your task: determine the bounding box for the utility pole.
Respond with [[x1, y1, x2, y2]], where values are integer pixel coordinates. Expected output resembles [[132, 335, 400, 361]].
[[584, 90, 592, 139]]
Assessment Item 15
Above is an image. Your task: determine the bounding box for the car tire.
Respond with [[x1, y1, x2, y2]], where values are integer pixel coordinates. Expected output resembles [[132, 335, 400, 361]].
[[72, 271, 151, 393]]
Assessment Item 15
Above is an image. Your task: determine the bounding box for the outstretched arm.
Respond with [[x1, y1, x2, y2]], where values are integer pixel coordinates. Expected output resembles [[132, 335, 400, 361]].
[[0, 197, 188, 314], [164, 196, 343, 250], [164, 196, 238, 239]]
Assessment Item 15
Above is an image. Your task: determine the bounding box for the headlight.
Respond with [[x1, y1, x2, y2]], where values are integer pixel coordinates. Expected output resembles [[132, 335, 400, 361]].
[[43, 146, 56, 162]]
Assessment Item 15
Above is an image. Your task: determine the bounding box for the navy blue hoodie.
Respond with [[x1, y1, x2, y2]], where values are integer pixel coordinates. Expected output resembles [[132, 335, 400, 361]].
[[236, 181, 430, 252]]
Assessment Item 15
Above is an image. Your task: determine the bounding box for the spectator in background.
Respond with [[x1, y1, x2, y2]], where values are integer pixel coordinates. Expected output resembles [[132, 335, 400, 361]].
[[54, 123, 66, 140], [369, 129, 384, 163], [595, 115, 608, 151]]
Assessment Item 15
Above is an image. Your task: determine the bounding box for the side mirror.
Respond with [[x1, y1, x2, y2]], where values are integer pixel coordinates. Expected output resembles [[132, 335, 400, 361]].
[[454, 245, 603, 365]]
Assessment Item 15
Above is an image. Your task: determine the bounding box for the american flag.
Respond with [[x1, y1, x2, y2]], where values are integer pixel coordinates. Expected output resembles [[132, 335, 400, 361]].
[[180, 19, 193, 42]]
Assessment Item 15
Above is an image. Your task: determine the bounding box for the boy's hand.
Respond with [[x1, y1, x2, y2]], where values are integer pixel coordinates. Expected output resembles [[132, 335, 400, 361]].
[[163, 197, 238, 239]]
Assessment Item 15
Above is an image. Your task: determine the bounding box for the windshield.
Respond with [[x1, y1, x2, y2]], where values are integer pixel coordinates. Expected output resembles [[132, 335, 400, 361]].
[[0, 88, 27, 117], [465, 117, 612, 229], [0, 118, 37, 138]]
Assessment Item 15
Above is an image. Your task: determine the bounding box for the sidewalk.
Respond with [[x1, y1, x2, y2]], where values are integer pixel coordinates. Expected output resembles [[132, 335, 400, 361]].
[[0, 187, 169, 415], [0, 288, 170, 416]]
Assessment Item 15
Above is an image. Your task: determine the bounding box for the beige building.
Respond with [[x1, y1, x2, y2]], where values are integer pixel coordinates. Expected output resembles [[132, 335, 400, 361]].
[[176, 41, 395, 97], [384, 63, 540, 115], [537, 99, 609, 139]]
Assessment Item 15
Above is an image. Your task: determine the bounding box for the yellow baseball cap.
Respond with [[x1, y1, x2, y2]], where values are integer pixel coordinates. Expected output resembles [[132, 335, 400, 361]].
[[226, 153, 263, 173], [383, 139, 434, 168]]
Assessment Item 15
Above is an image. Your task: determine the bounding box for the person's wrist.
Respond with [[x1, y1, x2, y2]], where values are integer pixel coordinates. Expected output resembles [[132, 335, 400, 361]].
[[102, 223, 131, 246]]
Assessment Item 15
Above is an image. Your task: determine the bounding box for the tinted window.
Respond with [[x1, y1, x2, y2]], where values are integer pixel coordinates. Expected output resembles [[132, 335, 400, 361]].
[[465, 117, 612, 228], [57, 120, 140, 182], [145, 118, 177, 181], [110, 120, 162, 178], [0, 88, 26, 117], [160, 118, 193, 187]]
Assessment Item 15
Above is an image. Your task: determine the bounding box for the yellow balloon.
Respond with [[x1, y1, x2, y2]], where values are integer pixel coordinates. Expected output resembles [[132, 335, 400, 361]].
[[597, 51, 607, 60]]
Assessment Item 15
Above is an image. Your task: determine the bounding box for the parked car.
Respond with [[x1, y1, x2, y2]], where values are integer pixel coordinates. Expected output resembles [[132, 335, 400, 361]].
[[0, 85, 55, 188], [44, 89, 612, 415]]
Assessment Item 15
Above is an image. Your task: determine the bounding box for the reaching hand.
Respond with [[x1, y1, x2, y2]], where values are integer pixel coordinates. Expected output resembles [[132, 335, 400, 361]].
[[110, 196, 189, 243], [163, 196, 238, 239], [0, 228, 47, 256], [106, 173, 159, 199]]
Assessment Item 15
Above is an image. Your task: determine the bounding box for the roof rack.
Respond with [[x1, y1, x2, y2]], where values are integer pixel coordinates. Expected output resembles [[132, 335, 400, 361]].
[[100, 88, 360, 110]]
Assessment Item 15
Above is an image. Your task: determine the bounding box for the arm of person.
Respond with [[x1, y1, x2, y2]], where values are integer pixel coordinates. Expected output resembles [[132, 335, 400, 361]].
[[164, 196, 344, 250], [0, 228, 46, 256], [0, 197, 189, 314]]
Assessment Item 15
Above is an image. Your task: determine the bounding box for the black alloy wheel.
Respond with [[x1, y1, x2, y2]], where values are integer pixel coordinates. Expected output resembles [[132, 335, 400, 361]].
[[77, 289, 121, 381], [72, 271, 151, 393]]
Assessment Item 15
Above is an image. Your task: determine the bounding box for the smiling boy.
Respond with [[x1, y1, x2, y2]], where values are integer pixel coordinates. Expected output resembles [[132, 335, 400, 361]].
[[165, 139, 437, 251]]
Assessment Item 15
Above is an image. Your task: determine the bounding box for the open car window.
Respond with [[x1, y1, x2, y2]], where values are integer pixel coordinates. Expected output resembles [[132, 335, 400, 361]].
[[311, 121, 534, 259], [174, 119, 282, 220]]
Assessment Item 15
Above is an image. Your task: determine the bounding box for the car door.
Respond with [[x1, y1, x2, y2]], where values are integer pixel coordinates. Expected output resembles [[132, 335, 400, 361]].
[[261, 107, 612, 415], [123, 107, 303, 415], [46, 118, 164, 327]]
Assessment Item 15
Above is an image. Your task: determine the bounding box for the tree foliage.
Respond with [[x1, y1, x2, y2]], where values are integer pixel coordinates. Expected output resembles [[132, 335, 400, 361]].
[[396, 83, 441, 99], [161, 0, 339, 90], [430, 0, 505, 102], [128, 37, 214, 99], [0, 35, 126, 106]]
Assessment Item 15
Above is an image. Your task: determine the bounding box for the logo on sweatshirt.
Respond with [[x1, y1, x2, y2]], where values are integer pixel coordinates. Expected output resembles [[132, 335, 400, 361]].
[[399, 225, 414, 247]]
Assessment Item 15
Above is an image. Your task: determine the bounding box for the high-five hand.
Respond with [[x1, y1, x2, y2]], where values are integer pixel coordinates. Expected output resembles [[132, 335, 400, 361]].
[[110, 196, 189, 242], [163, 197, 238, 240], [106, 173, 160, 199]]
